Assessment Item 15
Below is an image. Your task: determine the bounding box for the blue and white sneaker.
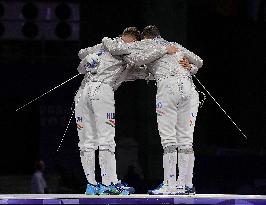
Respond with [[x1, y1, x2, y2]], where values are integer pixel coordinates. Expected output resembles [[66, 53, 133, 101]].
[[107, 183, 129, 195], [94, 182, 134, 195], [175, 185, 186, 195], [97, 183, 115, 195], [98, 183, 127, 195], [185, 186, 196, 195], [148, 183, 174, 195], [85, 183, 98, 195], [113, 182, 135, 195], [148, 183, 164, 195], [148, 183, 185, 195]]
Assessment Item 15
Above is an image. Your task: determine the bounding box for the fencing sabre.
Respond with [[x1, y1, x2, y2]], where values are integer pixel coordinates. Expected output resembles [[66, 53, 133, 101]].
[[193, 75, 248, 140], [56, 103, 75, 153], [56, 89, 83, 152], [16, 73, 81, 112]]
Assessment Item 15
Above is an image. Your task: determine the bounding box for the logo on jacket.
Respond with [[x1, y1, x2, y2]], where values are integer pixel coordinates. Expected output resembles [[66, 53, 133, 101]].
[[156, 101, 165, 116], [76, 116, 83, 122], [106, 112, 115, 127]]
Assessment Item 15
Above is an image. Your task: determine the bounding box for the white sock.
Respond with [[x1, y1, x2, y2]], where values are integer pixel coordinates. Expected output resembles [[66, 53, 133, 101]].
[[80, 149, 96, 185], [177, 150, 190, 187], [186, 152, 195, 188], [163, 146, 177, 187], [99, 149, 118, 186]]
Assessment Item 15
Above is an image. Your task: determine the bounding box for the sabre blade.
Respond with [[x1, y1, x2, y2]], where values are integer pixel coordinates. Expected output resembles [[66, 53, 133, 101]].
[[193, 75, 247, 140], [56, 89, 83, 152], [56, 107, 75, 152], [16, 73, 81, 112]]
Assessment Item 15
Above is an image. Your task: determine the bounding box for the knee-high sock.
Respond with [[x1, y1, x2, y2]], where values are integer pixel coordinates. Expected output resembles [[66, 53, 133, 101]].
[[99, 149, 118, 186], [163, 146, 177, 187], [80, 149, 96, 185], [177, 147, 191, 187], [185, 152, 195, 188]]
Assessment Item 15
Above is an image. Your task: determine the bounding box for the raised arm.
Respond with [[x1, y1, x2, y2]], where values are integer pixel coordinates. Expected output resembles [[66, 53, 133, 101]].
[[124, 40, 168, 66], [174, 42, 203, 68], [102, 37, 131, 56], [124, 66, 151, 81], [78, 43, 103, 60]]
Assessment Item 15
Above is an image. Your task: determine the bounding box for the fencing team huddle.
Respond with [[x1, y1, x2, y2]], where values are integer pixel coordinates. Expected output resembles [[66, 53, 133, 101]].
[[74, 25, 203, 195]]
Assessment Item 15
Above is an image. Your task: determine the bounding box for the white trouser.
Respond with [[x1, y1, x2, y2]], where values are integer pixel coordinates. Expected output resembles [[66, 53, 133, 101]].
[[75, 82, 117, 185], [75, 82, 116, 152], [157, 76, 199, 187], [156, 76, 199, 149]]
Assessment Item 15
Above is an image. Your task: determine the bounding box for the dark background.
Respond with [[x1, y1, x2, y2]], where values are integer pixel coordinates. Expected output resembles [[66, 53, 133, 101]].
[[0, 0, 266, 194]]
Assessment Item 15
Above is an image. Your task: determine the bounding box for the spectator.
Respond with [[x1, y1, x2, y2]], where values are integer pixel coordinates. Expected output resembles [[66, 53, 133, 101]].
[[31, 160, 47, 194]]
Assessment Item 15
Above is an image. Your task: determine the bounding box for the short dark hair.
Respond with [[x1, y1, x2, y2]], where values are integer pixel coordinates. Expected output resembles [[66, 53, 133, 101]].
[[35, 160, 45, 171], [141, 25, 161, 39], [122, 27, 141, 41]]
